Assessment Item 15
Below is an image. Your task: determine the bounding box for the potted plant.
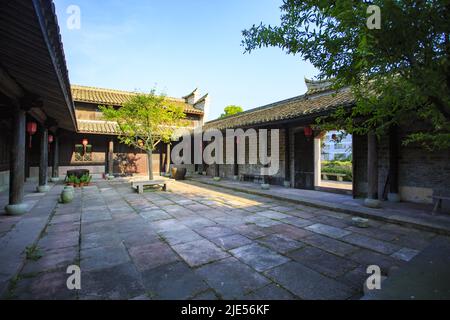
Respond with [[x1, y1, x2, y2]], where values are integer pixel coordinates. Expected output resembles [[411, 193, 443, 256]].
[[79, 174, 87, 187], [74, 176, 81, 188], [66, 175, 76, 186], [86, 175, 92, 186]]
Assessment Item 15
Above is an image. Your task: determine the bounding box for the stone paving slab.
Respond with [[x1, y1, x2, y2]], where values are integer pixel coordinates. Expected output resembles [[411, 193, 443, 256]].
[[81, 244, 130, 272], [230, 243, 290, 272], [264, 261, 356, 300], [172, 239, 230, 267], [127, 241, 180, 272], [341, 233, 401, 255], [300, 234, 359, 257], [141, 262, 209, 300], [287, 246, 359, 278], [210, 234, 253, 250], [256, 234, 306, 254], [305, 223, 352, 239], [80, 262, 145, 300], [197, 257, 271, 299]]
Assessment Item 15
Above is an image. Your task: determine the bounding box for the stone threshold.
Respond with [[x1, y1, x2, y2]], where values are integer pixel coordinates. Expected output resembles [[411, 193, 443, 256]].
[[187, 178, 450, 236]]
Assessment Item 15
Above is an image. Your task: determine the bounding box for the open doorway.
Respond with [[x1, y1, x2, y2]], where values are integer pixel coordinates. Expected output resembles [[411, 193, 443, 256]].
[[314, 130, 353, 192]]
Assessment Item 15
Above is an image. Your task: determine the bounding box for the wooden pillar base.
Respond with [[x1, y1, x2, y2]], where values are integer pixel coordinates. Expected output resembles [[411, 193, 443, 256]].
[[5, 203, 27, 216], [387, 193, 401, 203], [364, 198, 381, 208], [36, 185, 50, 193]]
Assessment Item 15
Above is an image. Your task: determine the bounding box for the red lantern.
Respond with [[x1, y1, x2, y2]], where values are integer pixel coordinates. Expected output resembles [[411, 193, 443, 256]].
[[82, 138, 89, 154], [304, 126, 313, 138], [48, 134, 54, 144], [26, 122, 37, 148]]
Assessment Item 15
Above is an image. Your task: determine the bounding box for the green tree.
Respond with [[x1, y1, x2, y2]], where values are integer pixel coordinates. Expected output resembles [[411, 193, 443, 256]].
[[242, 0, 450, 150], [99, 90, 186, 180], [220, 105, 244, 118]]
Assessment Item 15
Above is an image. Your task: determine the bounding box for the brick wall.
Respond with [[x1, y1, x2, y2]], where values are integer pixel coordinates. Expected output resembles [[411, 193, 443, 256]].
[[353, 129, 450, 204]]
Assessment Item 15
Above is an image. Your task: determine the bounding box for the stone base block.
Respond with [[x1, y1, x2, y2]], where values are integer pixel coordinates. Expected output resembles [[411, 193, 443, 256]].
[[36, 185, 50, 193], [5, 203, 27, 215], [387, 193, 401, 203], [364, 198, 381, 209]]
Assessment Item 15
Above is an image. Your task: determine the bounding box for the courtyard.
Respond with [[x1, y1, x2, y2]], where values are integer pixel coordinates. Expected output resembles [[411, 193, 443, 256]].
[[0, 179, 445, 300]]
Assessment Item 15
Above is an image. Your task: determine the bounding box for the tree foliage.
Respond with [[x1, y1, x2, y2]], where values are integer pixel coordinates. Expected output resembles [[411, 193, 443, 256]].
[[242, 0, 450, 150], [99, 90, 186, 179], [220, 105, 244, 118]]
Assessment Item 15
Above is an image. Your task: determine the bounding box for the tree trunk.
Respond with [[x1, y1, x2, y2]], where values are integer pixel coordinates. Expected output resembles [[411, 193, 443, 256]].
[[147, 150, 154, 180]]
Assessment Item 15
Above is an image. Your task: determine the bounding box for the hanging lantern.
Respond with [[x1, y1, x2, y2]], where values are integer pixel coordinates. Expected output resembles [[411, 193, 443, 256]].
[[304, 126, 313, 138], [82, 138, 89, 154], [26, 122, 38, 148], [48, 134, 54, 153]]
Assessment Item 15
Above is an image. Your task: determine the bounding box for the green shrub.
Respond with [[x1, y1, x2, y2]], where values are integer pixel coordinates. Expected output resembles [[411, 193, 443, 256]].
[[321, 161, 352, 181]]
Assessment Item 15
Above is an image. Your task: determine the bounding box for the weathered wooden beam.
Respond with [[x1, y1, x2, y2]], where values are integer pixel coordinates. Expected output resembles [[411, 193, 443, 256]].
[[166, 143, 171, 174], [51, 134, 59, 179], [364, 132, 381, 208], [284, 128, 291, 184], [0, 65, 24, 103], [233, 136, 239, 177], [5, 106, 26, 215], [108, 139, 114, 175], [388, 126, 400, 202], [37, 124, 49, 191]]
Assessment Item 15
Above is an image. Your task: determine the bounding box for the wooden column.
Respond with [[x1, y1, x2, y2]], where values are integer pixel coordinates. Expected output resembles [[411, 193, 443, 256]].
[[215, 164, 220, 177], [166, 143, 171, 174], [387, 126, 400, 202], [284, 128, 291, 186], [233, 136, 239, 178], [364, 132, 380, 208], [108, 139, 114, 175], [38, 125, 49, 189], [8, 108, 26, 206], [51, 135, 59, 178]]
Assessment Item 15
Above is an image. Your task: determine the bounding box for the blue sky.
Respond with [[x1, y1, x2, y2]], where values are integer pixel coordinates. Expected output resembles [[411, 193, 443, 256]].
[[54, 0, 318, 120]]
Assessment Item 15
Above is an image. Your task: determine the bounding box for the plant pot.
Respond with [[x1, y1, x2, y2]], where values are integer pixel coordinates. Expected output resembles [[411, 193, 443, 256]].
[[66, 183, 74, 187], [171, 167, 187, 180], [61, 189, 74, 204], [79, 182, 85, 187]]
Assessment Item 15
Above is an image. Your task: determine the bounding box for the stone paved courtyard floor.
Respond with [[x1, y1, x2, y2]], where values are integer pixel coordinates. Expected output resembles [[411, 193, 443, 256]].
[[1, 179, 447, 300]]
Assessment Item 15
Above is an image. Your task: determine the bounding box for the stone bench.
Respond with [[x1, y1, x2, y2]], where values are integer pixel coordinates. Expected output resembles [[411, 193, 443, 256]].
[[322, 172, 346, 182], [432, 195, 450, 214], [131, 180, 171, 194]]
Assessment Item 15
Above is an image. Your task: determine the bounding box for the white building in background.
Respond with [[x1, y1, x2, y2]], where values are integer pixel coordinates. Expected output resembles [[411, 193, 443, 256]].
[[321, 131, 353, 161]]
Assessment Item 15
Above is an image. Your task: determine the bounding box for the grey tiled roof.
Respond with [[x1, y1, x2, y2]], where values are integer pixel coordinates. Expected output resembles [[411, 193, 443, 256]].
[[204, 89, 354, 130]]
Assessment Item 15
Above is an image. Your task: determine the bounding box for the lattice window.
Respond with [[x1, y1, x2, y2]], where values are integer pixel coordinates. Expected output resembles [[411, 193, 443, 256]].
[[74, 144, 92, 162]]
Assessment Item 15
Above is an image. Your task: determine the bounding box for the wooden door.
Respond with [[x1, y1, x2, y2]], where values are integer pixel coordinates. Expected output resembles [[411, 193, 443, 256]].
[[294, 131, 315, 189]]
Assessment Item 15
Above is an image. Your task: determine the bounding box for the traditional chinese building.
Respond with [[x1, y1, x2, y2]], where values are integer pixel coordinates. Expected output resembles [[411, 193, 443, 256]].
[[202, 78, 450, 206]]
